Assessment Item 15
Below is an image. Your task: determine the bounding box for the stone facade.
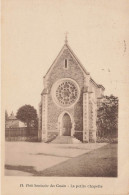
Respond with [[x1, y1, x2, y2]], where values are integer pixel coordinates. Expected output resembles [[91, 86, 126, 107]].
[[38, 41, 104, 143]]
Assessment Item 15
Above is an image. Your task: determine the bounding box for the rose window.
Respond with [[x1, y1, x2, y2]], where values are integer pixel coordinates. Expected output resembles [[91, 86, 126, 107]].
[[55, 81, 78, 106]]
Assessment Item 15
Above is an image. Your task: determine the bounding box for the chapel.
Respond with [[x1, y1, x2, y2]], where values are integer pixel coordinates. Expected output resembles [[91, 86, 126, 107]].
[[38, 37, 104, 143]]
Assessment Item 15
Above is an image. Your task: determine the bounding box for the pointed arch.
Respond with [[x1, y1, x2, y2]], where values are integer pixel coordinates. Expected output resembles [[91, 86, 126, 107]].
[[58, 111, 74, 136]]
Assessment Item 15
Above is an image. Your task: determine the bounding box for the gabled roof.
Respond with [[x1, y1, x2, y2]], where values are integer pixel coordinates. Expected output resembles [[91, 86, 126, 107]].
[[8, 112, 17, 120], [44, 42, 104, 90], [44, 43, 90, 79], [98, 84, 105, 90], [90, 77, 105, 90]]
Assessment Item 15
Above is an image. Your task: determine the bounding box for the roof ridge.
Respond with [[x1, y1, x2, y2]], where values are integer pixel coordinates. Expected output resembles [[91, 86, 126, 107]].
[[44, 43, 89, 78], [44, 44, 66, 78], [66, 44, 89, 75]]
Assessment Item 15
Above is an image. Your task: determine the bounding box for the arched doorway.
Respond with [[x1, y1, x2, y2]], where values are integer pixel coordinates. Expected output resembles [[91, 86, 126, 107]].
[[58, 111, 74, 136], [62, 113, 72, 136]]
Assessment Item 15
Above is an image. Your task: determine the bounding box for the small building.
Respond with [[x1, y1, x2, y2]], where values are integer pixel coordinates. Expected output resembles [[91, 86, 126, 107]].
[[5, 112, 26, 128]]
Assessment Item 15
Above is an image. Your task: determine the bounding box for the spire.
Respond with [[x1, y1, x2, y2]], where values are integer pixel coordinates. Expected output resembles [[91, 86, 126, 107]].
[[64, 32, 68, 44]]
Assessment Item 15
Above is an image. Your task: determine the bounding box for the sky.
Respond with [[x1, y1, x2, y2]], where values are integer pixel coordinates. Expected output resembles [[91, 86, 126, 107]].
[[2, 0, 129, 115]]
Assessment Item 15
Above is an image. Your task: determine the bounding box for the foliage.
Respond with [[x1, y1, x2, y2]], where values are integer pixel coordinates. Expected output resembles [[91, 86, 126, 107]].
[[96, 137, 118, 144], [16, 105, 38, 130], [97, 95, 118, 138]]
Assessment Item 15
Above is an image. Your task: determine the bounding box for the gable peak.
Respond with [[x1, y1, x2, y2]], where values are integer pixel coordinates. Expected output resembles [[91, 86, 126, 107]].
[[44, 41, 90, 79]]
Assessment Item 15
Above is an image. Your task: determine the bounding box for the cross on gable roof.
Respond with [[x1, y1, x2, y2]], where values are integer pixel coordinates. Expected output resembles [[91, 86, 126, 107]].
[[44, 42, 105, 90], [44, 42, 90, 79]]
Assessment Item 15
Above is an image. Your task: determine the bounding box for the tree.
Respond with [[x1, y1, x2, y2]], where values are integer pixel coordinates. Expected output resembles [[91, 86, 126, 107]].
[[16, 105, 38, 133], [97, 95, 118, 138]]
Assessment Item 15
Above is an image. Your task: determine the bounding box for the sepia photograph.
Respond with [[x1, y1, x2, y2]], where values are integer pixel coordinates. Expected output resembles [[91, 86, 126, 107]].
[[1, 0, 129, 194], [5, 36, 118, 177]]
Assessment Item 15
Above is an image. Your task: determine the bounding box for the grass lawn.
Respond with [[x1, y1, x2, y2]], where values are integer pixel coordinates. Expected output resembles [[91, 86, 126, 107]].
[[36, 144, 117, 177]]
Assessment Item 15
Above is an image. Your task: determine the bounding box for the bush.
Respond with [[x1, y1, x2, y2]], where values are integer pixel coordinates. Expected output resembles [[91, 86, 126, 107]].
[[96, 137, 118, 144], [97, 95, 118, 138]]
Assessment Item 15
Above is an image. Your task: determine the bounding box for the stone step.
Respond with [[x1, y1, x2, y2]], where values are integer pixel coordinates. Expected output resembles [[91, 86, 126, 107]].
[[51, 136, 81, 144]]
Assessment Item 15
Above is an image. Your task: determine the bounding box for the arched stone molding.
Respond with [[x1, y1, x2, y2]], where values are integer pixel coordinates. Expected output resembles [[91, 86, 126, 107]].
[[58, 111, 74, 136]]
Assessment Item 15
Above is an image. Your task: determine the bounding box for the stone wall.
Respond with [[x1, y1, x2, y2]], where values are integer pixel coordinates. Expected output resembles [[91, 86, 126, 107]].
[[45, 47, 85, 135], [39, 45, 102, 143]]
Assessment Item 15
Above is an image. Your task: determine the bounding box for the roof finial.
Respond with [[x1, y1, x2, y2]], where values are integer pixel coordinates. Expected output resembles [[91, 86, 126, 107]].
[[65, 32, 68, 44]]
